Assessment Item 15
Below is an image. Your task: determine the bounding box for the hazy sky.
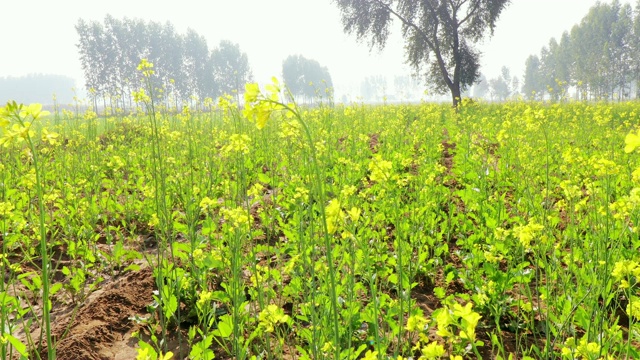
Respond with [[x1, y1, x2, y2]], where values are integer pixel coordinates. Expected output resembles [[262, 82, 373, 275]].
[[0, 0, 632, 99]]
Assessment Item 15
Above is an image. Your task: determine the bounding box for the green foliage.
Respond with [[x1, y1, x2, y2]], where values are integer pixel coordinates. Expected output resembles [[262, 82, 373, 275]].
[[211, 40, 253, 101], [333, 0, 510, 106], [282, 54, 333, 102], [525, 1, 640, 101], [75, 16, 254, 112], [4, 92, 640, 359]]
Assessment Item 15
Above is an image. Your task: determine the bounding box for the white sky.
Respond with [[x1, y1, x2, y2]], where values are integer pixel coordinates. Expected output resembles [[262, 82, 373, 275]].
[[0, 0, 632, 99]]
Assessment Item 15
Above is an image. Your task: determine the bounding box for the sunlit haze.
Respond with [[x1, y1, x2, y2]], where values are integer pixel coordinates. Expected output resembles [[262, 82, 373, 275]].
[[0, 0, 630, 101]]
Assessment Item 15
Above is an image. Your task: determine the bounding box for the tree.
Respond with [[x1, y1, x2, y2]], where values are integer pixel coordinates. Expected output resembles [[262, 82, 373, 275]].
[[489, 66, 511, 101], [76, 19, 111, 111], [282, 55, 333, 102], [523, 0, 639, 101], [472, 73, 489, 99], [211, 40, 253, 102], [393, 75, 421, 100], [182, 29, 214, 102], [76, 16, 218, 111], [360, 75, 387, 101], [522, 55, 543, 100], [334, 0, 510, 107]]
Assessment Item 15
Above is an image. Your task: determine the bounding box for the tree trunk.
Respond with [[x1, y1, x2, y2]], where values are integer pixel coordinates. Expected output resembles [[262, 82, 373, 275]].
[[450, 82, 461, 108]]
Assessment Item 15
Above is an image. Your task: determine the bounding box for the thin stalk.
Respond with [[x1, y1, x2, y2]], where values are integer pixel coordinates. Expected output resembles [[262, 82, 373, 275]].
[[25, 131, 54, 360], [261, 98, 341, 357]]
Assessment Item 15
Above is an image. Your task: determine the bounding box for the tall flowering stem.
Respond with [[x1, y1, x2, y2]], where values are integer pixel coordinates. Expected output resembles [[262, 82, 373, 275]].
[[133, 59, 179, 354], [1, 102, 55, 359], [243, 78, 341, 358]]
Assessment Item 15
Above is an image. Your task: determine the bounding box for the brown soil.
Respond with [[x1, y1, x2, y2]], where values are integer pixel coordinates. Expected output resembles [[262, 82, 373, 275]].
[[17, 268, 157, 360], [369, 133, 380, 153]]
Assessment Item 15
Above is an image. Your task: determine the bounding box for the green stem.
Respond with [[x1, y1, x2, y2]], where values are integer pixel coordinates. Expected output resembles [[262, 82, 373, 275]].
[[26, 129, 54, 360], [262, 98, 341, 357]]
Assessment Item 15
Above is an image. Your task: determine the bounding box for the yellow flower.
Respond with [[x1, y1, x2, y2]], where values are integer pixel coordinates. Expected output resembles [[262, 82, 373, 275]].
[[133, 88, 150, 103], [612, 259, 639, 281], [0, 201, 15, 216], [137, 59, 155, 77], [453, 303, 481, 341], [347, 207, 361, 223], [368, 155, 393, 182], [406, 313, 428, 332], [576, 336, 600, 358], [199, 197, 218, 213], [0, 106, 9, 128], [220, 206, 250, 232], [420, 342, 445, 359], [265, 77, 281, 98], [362, 350, 378, 360], [512, 220, 543, 249], [136, 347, 150, 360], [244, 83, 260, 104], [193, 249, 204, 261], [626, 299, 640, 320], [223, 133, 251, 155], [159, 352, 173, 360], [197, 290, 212, 308], [325, 199, 343, 234], [625, 130, 640, 153], [258, 304, 290, 333], [20, 103, 50, 120], [41, 128, 59, 145]]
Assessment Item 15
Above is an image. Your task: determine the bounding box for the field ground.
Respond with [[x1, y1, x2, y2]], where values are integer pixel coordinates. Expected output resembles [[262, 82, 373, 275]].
[[2, 100, 640, 359]]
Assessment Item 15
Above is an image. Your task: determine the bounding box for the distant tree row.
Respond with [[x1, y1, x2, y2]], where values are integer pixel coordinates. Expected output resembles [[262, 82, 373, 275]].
[[282, 55, 333, 103], [523, 0, 640, 101], [76, 15, 252, 112], [0, 74, 76, 106]]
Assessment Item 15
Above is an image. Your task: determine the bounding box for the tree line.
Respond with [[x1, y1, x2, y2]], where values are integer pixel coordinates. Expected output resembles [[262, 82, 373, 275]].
[[282, 55, 333, 103], [76, 15, 252, 112], [523, 0, 640, 101]]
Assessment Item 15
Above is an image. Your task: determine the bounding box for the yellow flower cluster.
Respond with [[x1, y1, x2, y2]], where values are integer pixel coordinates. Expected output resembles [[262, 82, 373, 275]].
[[325, 199, 361, 234], [137, 58, 155, 78], [611, 259, 640, 289], [279, 119, 301, 139], [512, 220, 544, 249], [258, 304, 290, 333], [199, 197, 220, 213], [0, 201, 15, 217], [435, 302, 482, 341], [368, 155, 393, 182], [609, 187, 640, 221], [625, 129, 640, 153], [243, 78, 289, 129], [561, 336, 609, 360], [219, 206, 249, 232], [325, 199, 342, 234], [222, 133, 251, 155], [196, 290, 212, 308]]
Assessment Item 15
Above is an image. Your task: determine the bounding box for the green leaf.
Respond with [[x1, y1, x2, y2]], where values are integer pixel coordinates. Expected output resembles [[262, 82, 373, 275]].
[[258, 173, 271, 184], [124, 263, 141, 272], [5, 334, 27, 356], [388, 273, 398, 285], [213, 314, 233, 338], [161, 286, 178, 320], [434, 287, 446, 299], [50, 283, 63, 296]]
